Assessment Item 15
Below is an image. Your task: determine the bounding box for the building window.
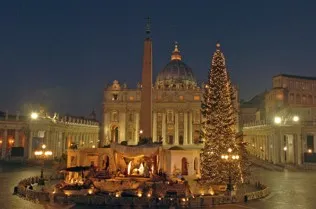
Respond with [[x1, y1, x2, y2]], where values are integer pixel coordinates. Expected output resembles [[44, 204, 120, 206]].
[[307, 135, 314, 152], [302, 95, 306, 104], [194, 111, 200, 123], [194, 96, 200, 101], [167, 111, 173, 123], [290, 93, 294, 102], [128, 113, 133, 122], [112, 111, 118, 122], [308, 95, 313, 104], [129, 96, 134, 101], [112, 94, 118, 101], [296, 94, 301, 104]]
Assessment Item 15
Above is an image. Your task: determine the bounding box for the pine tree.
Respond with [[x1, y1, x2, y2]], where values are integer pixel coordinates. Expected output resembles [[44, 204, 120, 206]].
[[200, 43, 243, 186]]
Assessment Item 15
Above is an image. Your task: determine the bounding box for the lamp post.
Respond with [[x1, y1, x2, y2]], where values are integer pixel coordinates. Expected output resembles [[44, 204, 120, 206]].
[[34, 144, 52, 185], [221, 148, 239, 192]]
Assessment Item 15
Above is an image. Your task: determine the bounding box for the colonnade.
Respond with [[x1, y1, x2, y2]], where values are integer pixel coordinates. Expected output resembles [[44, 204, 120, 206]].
[[28, 130, 99, 159], [104, 110, 196, 146], [0, 128, 26, 159], [243, 125, 316, 165]]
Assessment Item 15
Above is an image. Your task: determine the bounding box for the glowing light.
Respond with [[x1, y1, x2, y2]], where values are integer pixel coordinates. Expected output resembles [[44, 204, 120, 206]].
[[127, 161, 132, 175], [139, 129, 143, 134], [137, 192, 142, 197], [293, 116, 299, 122], [147, 193, 151, 198], [44, 151, 53, 156], [42, 144, 46, 149], [308, 149, 312, 153], [34, 151, 43, 156], [92, 145, 96, 148], [139, 163, 144, 175], [31, 112, 39, 120], [283, 147, 287, 151], [0, 140, 2, 144], [274, 116, 282, 124], [88, 189, 93, 195], [228, 148, 232, 153], [181, 198, 186, 202], [115, 192, 120, 197]]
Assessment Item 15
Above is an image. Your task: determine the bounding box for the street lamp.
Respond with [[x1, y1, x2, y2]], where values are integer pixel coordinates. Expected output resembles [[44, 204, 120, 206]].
[[221, 148, 239, 192], [31, 112, 39, 120], [274, 116, 282, 124], [293, 116, 299, 122], [34, 144, 53, 185]]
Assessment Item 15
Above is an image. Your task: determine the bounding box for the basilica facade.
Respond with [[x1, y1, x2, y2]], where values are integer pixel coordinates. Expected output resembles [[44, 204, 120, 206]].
[[102, 43, 239, 147]]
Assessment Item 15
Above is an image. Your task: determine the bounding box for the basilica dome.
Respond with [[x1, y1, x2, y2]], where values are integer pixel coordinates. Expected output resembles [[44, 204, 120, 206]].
[[155, 43, 197, 89]]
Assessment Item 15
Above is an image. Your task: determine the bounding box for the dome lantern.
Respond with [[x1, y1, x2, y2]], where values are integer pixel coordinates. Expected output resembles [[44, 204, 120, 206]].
[[171, 41, 182, 61]]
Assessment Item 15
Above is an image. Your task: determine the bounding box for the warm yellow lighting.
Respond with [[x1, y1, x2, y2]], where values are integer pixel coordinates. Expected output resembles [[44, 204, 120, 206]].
[[115, 192, 120, 197], [147, 193, 151, 198], [92, 145, 96, 148], [225, 155, 228, 160], [221, 155, 225, 159], [34, 150, 43, 156], [283, 147, 287, 151], [158, 197, 162, 200], [9, 139, 14, 144], [139, 129, 143, 134], [137, 192, 142, 197], [293, 116, 299, 122], [274, 116, 282, 124], [42, 144, 46, 149], [0, 140, 2, 144], [232, 155, 236, 160], [88, 189, 93, 195], [236, 155, 240, 160], [181, 198, 186, 202], [44, 151, 53, 156], [31, 112, 39, 120], [308, 149, 312, 153], [228, 148, 232, 153]]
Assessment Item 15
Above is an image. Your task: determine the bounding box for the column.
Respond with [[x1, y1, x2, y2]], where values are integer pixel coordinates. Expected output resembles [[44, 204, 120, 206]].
[[119, 112, 126, 143], [15, 129, 20, 147], [174, 112, 179, 145], [188, 111, 193, 144], [162, 113, 166, 145], [296, 134, 302, 165], [184, 112, 188, 145], [28, 131, 33, 159], [153, 112, 157, 142], [1, 129, 7, 159], [135, 112, 140, 144], [102, 112, 110, 146], [314, 134, 316, 153]]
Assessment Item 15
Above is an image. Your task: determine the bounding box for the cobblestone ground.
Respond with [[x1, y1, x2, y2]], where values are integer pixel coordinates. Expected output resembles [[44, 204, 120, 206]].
[[1, 163, 316, 209]]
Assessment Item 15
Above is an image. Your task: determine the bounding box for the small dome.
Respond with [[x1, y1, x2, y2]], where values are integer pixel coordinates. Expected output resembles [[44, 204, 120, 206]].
[[155, 42, 197, 88]]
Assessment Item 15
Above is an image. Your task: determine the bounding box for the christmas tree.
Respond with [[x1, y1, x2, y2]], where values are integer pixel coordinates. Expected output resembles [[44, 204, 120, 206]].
[[200, 43, 244, 186]]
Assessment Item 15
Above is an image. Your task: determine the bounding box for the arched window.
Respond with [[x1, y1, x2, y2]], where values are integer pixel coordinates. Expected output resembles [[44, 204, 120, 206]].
[[181, 157, 188, 175], [308, 95, 313, 104], [296, 94, 301, 104], [194, 157, 199, 172]]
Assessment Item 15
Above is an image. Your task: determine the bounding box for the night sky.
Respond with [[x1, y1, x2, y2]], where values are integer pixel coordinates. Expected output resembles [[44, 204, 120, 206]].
[[1, 1, 316, 117]]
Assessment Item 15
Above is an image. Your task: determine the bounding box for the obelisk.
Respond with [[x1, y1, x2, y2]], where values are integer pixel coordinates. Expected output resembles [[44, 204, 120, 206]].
[[139, 17, 153, 140]]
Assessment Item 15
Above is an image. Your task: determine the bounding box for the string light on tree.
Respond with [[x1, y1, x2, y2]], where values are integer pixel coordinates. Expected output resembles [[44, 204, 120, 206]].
[[200, 42, 250, 186]]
